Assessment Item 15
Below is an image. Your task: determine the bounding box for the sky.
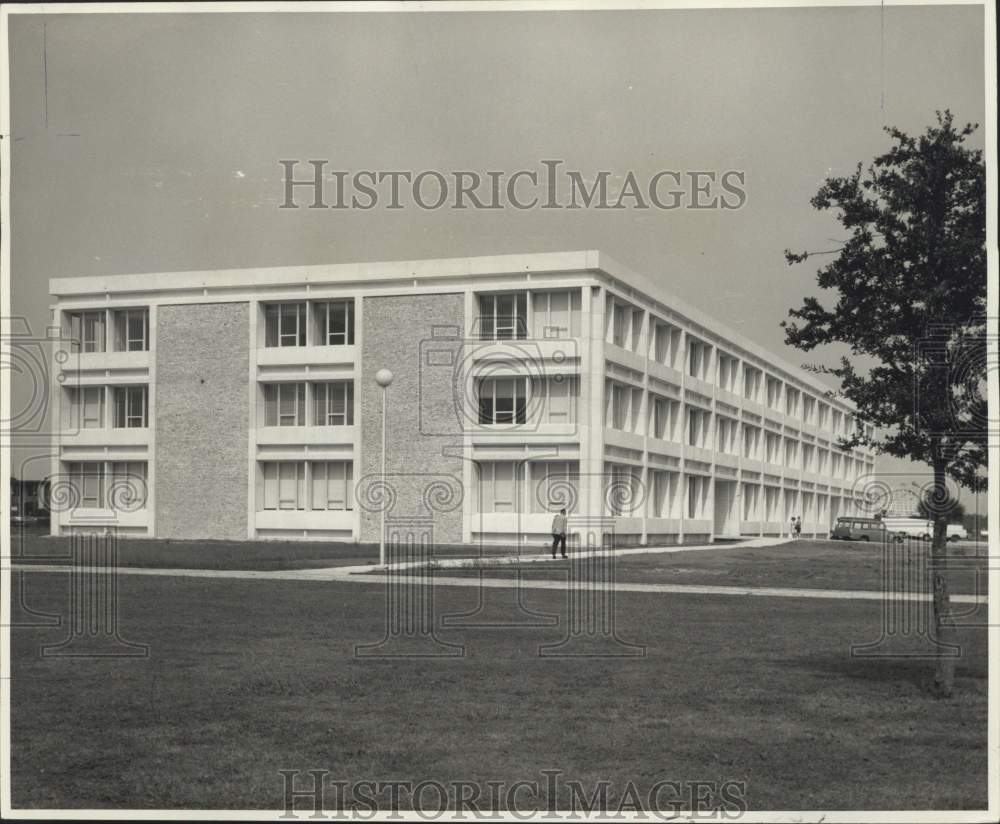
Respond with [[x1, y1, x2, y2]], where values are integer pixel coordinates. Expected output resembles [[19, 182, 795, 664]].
[[4, 4, 989, 514]]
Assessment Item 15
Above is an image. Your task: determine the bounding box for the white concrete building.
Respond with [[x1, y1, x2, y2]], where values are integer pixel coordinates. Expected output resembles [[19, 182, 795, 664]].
[[48, 251, 875, 545]]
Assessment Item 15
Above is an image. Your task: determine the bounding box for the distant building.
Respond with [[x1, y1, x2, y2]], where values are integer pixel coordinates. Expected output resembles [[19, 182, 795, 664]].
[[49, 251, 875, 544]]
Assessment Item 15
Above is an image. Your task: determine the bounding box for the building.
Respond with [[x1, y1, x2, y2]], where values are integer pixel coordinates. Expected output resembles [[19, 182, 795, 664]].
[[48, 250, 875, 545]]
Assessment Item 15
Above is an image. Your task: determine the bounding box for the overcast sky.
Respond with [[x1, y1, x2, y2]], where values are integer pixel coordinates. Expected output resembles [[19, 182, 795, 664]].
[[6, 4, 988, 512]]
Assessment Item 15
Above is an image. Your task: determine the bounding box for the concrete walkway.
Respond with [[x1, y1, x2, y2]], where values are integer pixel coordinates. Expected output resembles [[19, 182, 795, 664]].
[[11, 533, 989, 606]]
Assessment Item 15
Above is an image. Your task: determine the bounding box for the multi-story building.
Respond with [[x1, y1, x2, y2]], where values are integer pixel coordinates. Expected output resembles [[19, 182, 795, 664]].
[[48, 251, 875, 545]]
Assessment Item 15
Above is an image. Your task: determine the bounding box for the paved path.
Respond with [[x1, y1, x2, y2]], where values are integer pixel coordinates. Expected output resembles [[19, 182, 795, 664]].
[[11, 554, 988, 605]]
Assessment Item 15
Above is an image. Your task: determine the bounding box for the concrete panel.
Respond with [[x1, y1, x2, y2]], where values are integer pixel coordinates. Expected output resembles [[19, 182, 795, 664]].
[[360, 294, 465, 544], [155, 302, 249, 539]]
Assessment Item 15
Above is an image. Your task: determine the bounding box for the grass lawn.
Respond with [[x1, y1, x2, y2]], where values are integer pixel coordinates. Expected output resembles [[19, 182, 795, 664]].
[[10, 568, 988, 811], [423, 540, 991, 598]]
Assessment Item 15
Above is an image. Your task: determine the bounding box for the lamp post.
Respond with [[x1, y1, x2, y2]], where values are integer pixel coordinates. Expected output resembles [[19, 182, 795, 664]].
[[374, 368, 394, 567]]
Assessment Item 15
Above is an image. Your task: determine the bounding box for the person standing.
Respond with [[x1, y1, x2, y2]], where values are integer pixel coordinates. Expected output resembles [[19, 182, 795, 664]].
[[794, 516, 802, 538], [551, 508, 568, 559]]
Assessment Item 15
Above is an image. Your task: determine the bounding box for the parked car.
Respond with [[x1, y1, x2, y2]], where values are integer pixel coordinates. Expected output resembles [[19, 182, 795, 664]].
[[831, 517, 889, 542], [946, 524, 968, 542]]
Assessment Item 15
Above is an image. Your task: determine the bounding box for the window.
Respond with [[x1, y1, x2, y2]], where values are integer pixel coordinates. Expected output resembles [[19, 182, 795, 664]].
[[67, 462, 105, 508], [650, 395, 679, 441], [686, 475, 709, 519], [652, 322, 680, 368], [764, 486, 781, 520], [532, 291, 580, 338], [311, 462, 354, 510], [817, 403, 829, 430], [479, 293, 527, 341], [313, 382, 354, 426], [108, 462, 148, 509], [314, 300, 355, 346], [533, 376, 577, 424], [606, 464, 641, 516], [475, 461, 523, 513], [687, 407, 710, 448], [742, 483, 760, 520], [743, 425, 761, 459], [112, 386, 148, 428], [263, 383, 306, 426], [649, 470, 680, 518], [264, 303, 307, 347], [716, 416, 738, 454], [718, 354, 739, 392], [69, 311, 107, 353], [802, 443, 815, 472], [802, 395, 816, 423], [688, 338, 711, 381], [478, 377, 527, 425], [72, 386, 104, 429], [784, 438, 799, 467], [260, 461, 306, 510], [112, 309, 149, 352], [743, 367, 762, 402], [785, 387, 800, 417], [765, 432, 781, 463], [532, 461, 579, 513], [611, 301, 628, 348], [607, 381, 633, 431], [766, 377, 782, 410]]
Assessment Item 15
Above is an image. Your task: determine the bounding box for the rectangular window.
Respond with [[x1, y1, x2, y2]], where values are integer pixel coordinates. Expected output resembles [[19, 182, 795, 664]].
[[531, 461, 579, 514], [112, 386, 148, 428], [717, 416, 738, 454], [651, 396, 678, 440], [475, 461, 524, 513], [532, 291, 580, 338], [802, 395, 816, 423], [652, 322, 680, 368], [605, 382, 626, 430], [478, 377, 528, 425], [260, 461, 307, 510], [314, 300, 355, 346], [718, 354, 738, 392], [263, 383, 306, 426], [785, 438, 799, 467], [611, 301, 628, 348], [535, 375, 577, 424], [606, 464, 641, 516], [68, 462, 105, 508], [742, 483, 760, 520], [310, 461, 354, 510], [686, 475, 708, 520], [766, 377, 782, 410], [479, 293, 527, 341], [69, 311, 107, 353], [74, 386, 104, 429], [112, 308, 149, 352], [313, 382, 354, 426], [743, 425, 760, 459], [765, 432, 781, 463], [108, 462, 148, 509], [687, 407, 710, 448], [785, 388, 800, 417], [743, 367, 762, 402], [264, 303, 307, 347], [648, 470, 679, 518]]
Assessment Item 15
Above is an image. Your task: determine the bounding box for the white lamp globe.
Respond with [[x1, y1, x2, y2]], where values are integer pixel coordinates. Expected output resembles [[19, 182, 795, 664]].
[[375, 368, 394, 387]]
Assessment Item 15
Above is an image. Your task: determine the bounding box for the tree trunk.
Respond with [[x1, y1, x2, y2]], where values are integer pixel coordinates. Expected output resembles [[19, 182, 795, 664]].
[[931, 461, 956, 697]]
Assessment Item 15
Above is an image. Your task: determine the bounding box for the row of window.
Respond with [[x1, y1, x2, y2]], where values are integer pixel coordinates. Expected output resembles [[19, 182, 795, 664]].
[[262, 382, 355, 427], [258, 461, 354, 511], [66, 309, 149, 354], [61, 462, 148, 509], [65, 386, 148, 429], [263, 300, 355, 347]]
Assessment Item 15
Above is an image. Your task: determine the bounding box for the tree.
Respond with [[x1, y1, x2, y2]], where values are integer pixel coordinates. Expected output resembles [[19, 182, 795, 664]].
[[783, 111, 987, 697], [917, 492, 965, 524]]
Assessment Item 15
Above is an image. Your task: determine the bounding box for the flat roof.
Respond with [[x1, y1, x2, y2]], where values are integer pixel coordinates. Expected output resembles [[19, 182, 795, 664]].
[[49, 250, 854, 409]]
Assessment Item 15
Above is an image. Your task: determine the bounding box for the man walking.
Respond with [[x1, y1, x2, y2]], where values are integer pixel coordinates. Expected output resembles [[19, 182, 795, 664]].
[[551, 508, 568, 559]]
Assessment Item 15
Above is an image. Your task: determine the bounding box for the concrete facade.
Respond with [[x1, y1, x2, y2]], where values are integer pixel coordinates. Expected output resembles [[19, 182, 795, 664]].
[[48, 251, 877, 544], [155, 303, 250, 540]]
